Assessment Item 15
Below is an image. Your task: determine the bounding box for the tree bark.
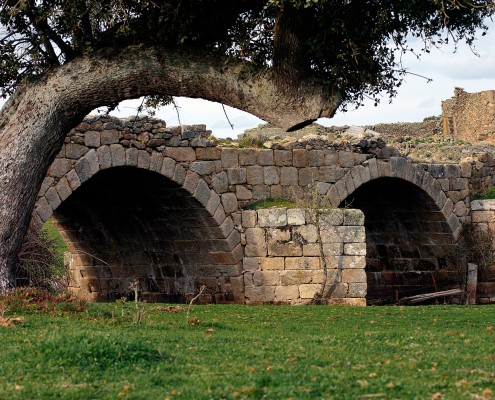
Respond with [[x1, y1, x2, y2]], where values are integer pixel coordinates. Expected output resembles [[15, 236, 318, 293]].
[[0, 45, 341, 291]]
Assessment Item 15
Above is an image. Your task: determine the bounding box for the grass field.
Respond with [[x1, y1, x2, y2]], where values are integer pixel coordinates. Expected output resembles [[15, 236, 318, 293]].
[[1, 298, 494, 399]]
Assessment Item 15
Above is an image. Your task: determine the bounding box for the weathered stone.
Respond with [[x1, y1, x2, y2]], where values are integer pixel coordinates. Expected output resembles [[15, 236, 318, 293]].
[[243, 257, 260, 272], [343, 243, 366, 256], [298, 167, 318, 186], [55, 177, 72, 201], [227, 168, 247, 184], [196, 147, 222, 160], [294, 225, 318, 243], [258, 208, 287, 227], [246, 165, 264, 185], [292, 149, 308, 167], [299, 284, 320, 299], [339, 152, 354, 168], [236, 185, 252, 200], [212, 171, 228, 193], [221, 192, 238, 214], [274, 150, 292, 166], [309, 150, 325, 167], [341, 269, 366, 283], [287, 208, 305, 225], [280, 167, 298, 186], [221, 148, 239, 168], [48, 158, 72, 178], [65, 143, 89, 159], [343, 209, 364, 225], [285, 257, 320, 270], [268, 242, 302, 257], [245, 227, 265, 245], [100, 129, 120, 145], [45, 187, 61, 210], [257, 149, 274, 166], [242, 210, 257, 228], [190, 160, 216, 175], [239, 149, 257, 165], [245, 286, 276, 304], [164, 147, 196, 162], [341, 255, 366, 269], [303, 244, 320, 256], [253, 270, 279, 286], [245, 244, 267, 257], [275, 285, 299, 301], [348, 283, 367, 298], [137, 150, 150, 169], [264, 166, 279, 185], [110, 144, 125, 166], [319, 166, 346, 183], [280, 270, 312, 285], [66, 169, 81, 191], [260, 257, 284, 270]]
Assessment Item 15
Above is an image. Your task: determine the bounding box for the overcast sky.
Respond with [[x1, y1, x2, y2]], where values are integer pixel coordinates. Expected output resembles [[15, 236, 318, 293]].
[[2, 19, 494, 138]]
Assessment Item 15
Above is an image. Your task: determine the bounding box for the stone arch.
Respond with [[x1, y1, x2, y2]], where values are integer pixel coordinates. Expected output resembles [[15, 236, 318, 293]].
[[327, 157, 460, 237], [32, 145, 243, 303], [335, 171, 461, 305]]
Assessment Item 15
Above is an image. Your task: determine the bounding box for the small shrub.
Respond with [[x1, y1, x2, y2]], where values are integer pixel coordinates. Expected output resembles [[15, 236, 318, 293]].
[[243, 198, 299, 210], [473, 186, 495, 200], [237, 133, 267, 148]]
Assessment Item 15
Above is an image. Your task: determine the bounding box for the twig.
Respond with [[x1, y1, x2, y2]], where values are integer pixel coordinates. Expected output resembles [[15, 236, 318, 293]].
[[221, 104, 234, 129], [186, 285, 206, 319]]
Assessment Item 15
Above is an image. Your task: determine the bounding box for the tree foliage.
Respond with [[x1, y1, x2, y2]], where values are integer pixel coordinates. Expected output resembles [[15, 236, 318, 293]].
[[0, 0, 493, 109]]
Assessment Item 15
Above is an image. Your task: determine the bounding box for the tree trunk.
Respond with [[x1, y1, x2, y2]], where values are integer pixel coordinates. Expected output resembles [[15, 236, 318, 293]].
[[0, 45, 341, 292]]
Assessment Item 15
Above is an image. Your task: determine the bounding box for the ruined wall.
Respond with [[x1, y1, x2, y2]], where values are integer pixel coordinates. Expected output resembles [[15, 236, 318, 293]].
[[470, 199, 495, 303], [442, 88, 495, 143], [240, 207, 366, 306], [32, 115, 495, 304]]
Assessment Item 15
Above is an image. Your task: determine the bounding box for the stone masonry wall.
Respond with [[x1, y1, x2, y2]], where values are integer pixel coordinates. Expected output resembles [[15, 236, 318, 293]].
[[442, 88, 495, 143], [32, 115, 495, 303], [470, 199, 495, 303], [240, 207, 366, 306]]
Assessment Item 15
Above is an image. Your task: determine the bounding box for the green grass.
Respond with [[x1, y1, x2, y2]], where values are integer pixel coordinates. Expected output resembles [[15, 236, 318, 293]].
[[1, 302, 494, 399], [42, 218, 67, 264], [243, 198, 299, 210], [474, 186, 495, 200]]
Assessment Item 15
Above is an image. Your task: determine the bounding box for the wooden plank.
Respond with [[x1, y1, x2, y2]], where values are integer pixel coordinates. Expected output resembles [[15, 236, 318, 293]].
[[399, 289, 463, 305]]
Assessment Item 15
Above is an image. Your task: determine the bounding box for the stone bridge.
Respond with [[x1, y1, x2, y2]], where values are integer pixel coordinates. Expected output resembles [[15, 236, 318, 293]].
[[32, 116, 495, 305]]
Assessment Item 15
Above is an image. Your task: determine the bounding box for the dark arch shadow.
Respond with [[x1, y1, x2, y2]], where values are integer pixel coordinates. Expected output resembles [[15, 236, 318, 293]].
[[54, 166, 241, 302], [340, 177, 460, 305]]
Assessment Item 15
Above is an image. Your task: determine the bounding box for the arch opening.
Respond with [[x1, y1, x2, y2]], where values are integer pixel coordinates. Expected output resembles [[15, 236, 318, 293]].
[[54, 166, 241, 303], [340, 177, 460, 305]]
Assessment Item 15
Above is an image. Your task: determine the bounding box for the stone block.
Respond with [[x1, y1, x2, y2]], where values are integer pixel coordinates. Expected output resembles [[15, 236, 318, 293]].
[[299, 284, 320, 299], [257, 208, 287, 227], [55, 177, 72, 202], [348, 283, 367, 298], [270, 185, 283, 199], [196, 147, 222, 160], [294, 225, 318, 243], [245, 227, 265, 245], [242, 210, 257, 228], [450, 178, 469, 191], [207, 190, 222, 216], [472, 211, 495, 223], [309, 150, 325, 166], [319, 209, 344, 226], [280, 270, 312, 285], [274, 150, 292, 166], [38, 177, 55, 197], [326, 298, 366, 306], [319, 166, 346, 183], [303, 244, 320, 256], [280, 167, 298, 186], [260, 257, 284, 270], [75, 150, 99, 183], [342, 269, 366, 283], [343, 243, 366, 256], [164, 147, 196, 162], [236, 185, 252, 201], [253, 270, 279, 286], [268, 243, 302, 257], [160, 157, 176, 179], [190, 161, 216, 175], [343, 209, 364, 225], [48, 158, 72, 178], [287, 208, 306, 225], [221, 148, 239, 168], [84, 131, 100, 148], [246, 166, 264, 185], [149, 153, 163, 172], [341, 255, 366, 269], [285, 257, 320, 270], [100, 129, 119, 145], [110, 144, 125, 166], [137, 150, 150, 169], [299, 167, 318, 186], [244, 286, 276, 304], [268, 228, 290, 242], [182, 171, 198, 195], [257, 149, 274, 166], [212, 171, 228, 193], [172, 164, 186, 185], [336, 226, 365, 242], [45, 187, 61, 210], [454, 200, 467, 217], [264, 166, 279, 185], [293, 149, 309, 167], [243, 257, 260, 272], [322, 243, 343, 257], [239, 149, 257, 165], [324, 150, 338, 165], [227, 168, 247, 184], [339, 152, 354, 168], [124, 147, 138, 167], [66, 169, 81, 191], [35, 197, 52, 222], [275, 285, 299, 302], [65, 143, 89, 159], [245, 244, 267, 257], [327, 283, 349, 298], [194, 179, 211, 206], [221, 192, 238, 214], [459, 160, 472, 178]]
